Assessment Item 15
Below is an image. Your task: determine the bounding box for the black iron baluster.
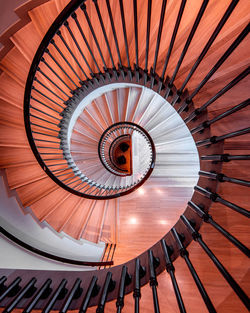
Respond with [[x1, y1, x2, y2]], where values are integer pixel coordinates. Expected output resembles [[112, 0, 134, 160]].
[[40, 152, 65, 156], [161, 239, 186, 313], [55, 172, 75, 179], [148, 250, 160, 313], [144, 0, 152, 84], [133, 258, 146, 313], [92, 0, 115, 71], [172, 0, 239, 105], [52, 168, 73, 174], [37, 146, 61, 150], [119, 0, 132, 80], [50, 39, 83, 83], [30, 99, 60, 116], [37, 71, 69, 101], [71, 12, 102, 74], [0, 277, 21, 302], [32, 86, 65, 109], [191, 99, 250, 134], [56, 29, 88, 80], [30, 114, 60, 126], [65, 177, 83, 186], [106, 243, 113, 264], [37, 68, 70, 98], [200, 154, 250, 162], [181, 215, 250, 310], [23, 279, 52, 313], [63, 21, 94, 76], [116, 266, 132, 313], [99, 243, 108, 270], [184, 66, 249, 117], [0, 276, 7, 292], [196, 127, 250, 147], [64, 21, 94, 76], [30, 122, 58, 133], [188, 201, 250, 257], [60, 278, 82, 313], [199, 170, 250, 187], [183, 23, 250, 108], [105, 0, 122, 67], [80, 3, 107, 71], [78, 183, 95, 193], [171, 228, 217, 313], [3, 278, 37, 313], [41, 57, 73, 92], [133, 0, 139, 81], [96, 272, 116, 313], [45, 49, 79, 89], [150, 0, 167, 88], [159, 0, 186, 92], [109, 243, 117, 268], [194, 186, 250, 218], [32, 131, 59, 139], [42, 279, 68, 313], [43, 157, 65, 162], [34, 138, 60, 144], [79, 276, 99, 313], [87, 185, 100, 196], [165, 0, 209, 98]]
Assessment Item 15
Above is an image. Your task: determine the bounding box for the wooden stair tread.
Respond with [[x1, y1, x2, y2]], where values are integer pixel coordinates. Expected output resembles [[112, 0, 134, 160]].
[[28, 0, 59, 38], [0, 47, 30, 87], [6, 164, 48, 190], [62, 199, 94, 240], [10, 22, 42, 63], [45, 195, 83, 231], [0, 73, 25, 108], [16, 176, 59, 207], [82, 200, 106, 243]]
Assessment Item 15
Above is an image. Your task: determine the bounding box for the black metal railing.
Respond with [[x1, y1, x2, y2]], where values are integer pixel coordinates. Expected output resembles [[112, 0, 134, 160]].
[[98, 122, 155, 180], [0, 226, 113, 268], [0, 0, 244, 311]]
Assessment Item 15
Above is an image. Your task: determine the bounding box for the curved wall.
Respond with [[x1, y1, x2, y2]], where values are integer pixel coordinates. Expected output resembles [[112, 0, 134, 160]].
[[0, 172, 105, 270]]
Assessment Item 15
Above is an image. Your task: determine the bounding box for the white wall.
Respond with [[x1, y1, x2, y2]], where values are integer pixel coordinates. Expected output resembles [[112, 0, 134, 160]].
[[0, 235, 96, 271], [0, 173, 105, 270]]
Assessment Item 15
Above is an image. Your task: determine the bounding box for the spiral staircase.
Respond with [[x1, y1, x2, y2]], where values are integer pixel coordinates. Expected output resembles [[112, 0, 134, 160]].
[[0, 0, 249, 312]]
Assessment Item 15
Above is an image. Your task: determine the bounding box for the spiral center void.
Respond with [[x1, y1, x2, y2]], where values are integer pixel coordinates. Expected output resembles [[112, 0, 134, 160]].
[[60, 83, 200, 199]]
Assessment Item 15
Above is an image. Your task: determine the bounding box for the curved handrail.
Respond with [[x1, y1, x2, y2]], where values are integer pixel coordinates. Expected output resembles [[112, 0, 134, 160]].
[[0, 226, 113, 267], [23, 0, 89, 198], [17, 0, 249, 309]]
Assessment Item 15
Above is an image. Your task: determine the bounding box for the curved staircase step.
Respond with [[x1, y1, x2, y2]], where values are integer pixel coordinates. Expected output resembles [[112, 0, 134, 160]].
[[105, 89, 120, 124], [0, 125, 29, 148], [0, 73, 25, 108], [45, 195, 83, 232], [124, 87, 142, 122], [0, 147, 38, 169], [5, 164, 48, 190], [31, 187, 70, 221], [0, 99, 24, 129], [10, 22, 42, 64], [61, 198, 95, 240], [117, 87, 129, 123], [132, 88, 159, 125], [15, 176, 59, 208], [82, 200, 106, 243], [28, 0, 59, 38], [100, 199, 118, 243], [0, 47, 30, 87]]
